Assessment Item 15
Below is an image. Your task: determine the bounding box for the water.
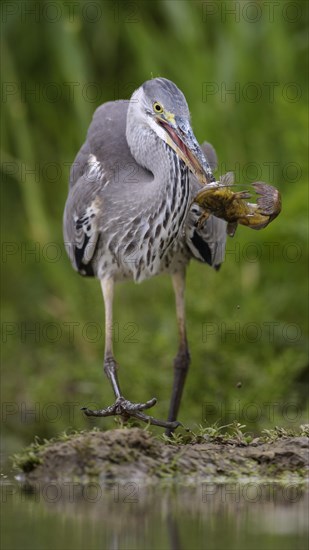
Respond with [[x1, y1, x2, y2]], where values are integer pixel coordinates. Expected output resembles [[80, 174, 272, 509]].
[[1, 478, 308, 550]]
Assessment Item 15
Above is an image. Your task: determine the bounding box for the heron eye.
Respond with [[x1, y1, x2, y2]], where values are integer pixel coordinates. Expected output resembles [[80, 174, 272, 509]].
[[153, 102, 163, 113]]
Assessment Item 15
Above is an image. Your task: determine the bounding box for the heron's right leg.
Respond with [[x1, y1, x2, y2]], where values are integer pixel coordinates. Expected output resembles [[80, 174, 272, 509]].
[[101, 277, 121, 399], [82, 278, 180, 430]]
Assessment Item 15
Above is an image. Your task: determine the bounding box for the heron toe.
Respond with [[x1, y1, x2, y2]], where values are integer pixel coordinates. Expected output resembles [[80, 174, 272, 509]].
[[81, 396, 181, 430]]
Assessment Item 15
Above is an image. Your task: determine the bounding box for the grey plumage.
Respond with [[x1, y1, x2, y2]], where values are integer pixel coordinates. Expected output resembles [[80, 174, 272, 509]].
[[64, 83, 226, 282], [63, 78, 227, 431]]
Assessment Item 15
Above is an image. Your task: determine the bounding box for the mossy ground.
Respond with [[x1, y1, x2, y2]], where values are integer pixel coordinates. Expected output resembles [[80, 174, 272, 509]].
[[13, 424, 309, 486]]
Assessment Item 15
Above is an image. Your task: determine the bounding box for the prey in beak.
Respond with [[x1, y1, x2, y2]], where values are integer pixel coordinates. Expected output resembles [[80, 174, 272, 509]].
[[155, 110, 215, 185], [153, 106, 281, 234]]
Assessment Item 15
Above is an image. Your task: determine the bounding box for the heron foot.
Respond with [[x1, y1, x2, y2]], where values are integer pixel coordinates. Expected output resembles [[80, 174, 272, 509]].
[[81, 396, 182, 430]]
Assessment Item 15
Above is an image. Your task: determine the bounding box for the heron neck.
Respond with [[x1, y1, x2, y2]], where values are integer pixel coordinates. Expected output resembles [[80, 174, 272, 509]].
[[126, 123, 186, 203], [126, 122, 191, 259]]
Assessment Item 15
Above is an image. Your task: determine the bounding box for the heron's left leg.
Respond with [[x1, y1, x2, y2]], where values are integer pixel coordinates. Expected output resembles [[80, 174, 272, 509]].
[[166, 270, 190, 433]]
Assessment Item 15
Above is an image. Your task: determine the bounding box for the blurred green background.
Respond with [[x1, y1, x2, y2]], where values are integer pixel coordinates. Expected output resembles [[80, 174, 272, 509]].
[[1, 0, 308, 448]]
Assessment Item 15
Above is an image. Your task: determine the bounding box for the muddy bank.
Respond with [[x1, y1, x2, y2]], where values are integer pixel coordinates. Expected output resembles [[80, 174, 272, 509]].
[[13, 427, 309, 486]]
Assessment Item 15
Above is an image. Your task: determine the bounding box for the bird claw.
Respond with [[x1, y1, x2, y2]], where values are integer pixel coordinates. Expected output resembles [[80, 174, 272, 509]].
[[81, 396, 182, 430], [115, 396, 157, 414], [82, 396, 156, 417]]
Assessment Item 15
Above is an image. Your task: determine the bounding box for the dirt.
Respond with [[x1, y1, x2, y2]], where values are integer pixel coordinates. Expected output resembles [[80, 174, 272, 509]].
[[13, 428, 309, 486]]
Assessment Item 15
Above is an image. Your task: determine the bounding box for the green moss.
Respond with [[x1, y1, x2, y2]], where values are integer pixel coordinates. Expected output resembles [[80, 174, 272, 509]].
[[13, 451, 43, 473], [160, 422, 309, 446], [261, 424, 309, 441]]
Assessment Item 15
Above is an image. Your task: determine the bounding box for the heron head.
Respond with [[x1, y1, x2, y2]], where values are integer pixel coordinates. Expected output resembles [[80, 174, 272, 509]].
[[128, 78, 214, 185]]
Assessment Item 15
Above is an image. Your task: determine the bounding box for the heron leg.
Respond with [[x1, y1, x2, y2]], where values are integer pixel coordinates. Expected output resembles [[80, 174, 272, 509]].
[[82, 278, 181, 430], [100, 277, 122, 398], [166, 270, 190, 435]]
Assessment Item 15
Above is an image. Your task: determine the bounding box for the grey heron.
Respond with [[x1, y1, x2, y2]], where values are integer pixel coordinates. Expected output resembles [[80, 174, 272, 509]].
[[63, 77, 234, 432]]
